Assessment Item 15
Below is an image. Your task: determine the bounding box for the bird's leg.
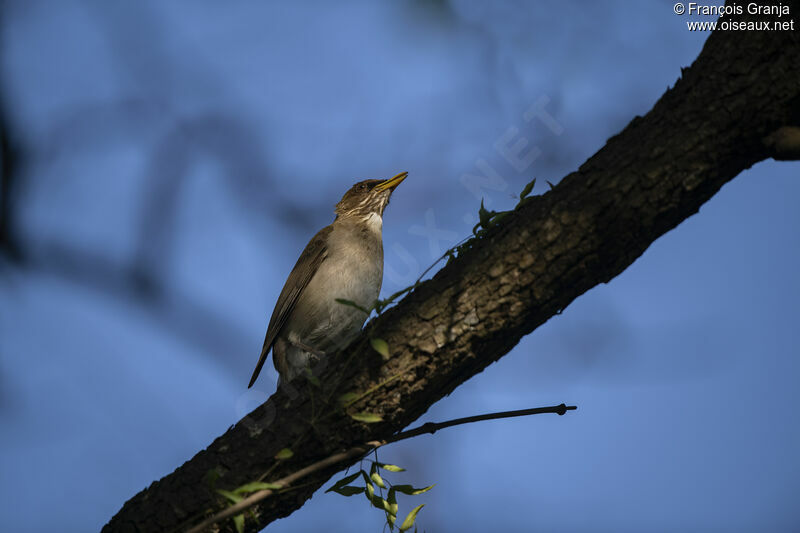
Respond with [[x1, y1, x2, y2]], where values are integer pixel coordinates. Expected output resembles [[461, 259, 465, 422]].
[[289, 340, 327, 361]]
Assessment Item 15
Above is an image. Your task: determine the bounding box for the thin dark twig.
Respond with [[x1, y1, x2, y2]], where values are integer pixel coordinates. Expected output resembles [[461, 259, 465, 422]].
[[386, 403, 577, 444], [184, 403, 576, 533]]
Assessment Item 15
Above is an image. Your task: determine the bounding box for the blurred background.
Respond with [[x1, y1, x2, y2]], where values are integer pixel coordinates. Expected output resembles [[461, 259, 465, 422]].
[[1, 1, 798, 531]]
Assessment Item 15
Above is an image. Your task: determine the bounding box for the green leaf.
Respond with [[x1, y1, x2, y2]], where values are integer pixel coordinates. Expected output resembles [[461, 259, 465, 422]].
[[361, 469, 375, 502], [359, 464, 392, 514], [325, 471, 362, 493], [387, 487, 399, 516], [274, 448, 294, 460], [337, 392, 360, 407], [478, 198, 491, 227], [520, 178, 536, 200], [361, 469, 372, 484], [364, 478, 375, 503], [350, 412, 383, 423], [492, 211, 510, 225], [370, 494, 390, 512], [233, 481, 282, 495], [233, 513, 245, 533], [399, 503, 425, 532], [392, 484, 435, 496], [377, 463, 406, 473], [370, 338, 390, 358], [330, 485, 364, 497], [369, 463, 386, 489], [326, 471, 365, 496], [216, 489, 243, 504], [334, 298, 370, 315]]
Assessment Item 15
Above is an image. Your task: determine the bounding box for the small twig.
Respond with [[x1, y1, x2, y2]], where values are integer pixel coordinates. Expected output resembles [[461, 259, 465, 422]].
[[385, 403, 577, 444], [185, 403, 576, 532]]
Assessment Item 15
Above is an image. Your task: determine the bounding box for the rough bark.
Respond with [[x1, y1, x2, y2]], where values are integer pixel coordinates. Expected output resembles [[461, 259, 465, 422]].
[[104, 9, 800, 533]]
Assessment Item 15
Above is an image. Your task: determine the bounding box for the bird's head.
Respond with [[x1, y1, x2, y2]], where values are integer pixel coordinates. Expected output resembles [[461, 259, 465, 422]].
[[334, 171, 408, 220]]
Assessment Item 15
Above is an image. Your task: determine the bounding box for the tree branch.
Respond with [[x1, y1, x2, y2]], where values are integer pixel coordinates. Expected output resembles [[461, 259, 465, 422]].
[[104, 9, 800, 533], [186, 404, 576, 533]]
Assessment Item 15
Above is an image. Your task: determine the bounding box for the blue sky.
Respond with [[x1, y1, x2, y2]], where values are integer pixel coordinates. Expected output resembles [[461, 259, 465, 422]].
[[1, 2, 798, 532]]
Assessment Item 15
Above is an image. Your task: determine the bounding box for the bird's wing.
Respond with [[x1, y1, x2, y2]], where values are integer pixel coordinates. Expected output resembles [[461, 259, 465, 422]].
[[248, 225, 331, 388]]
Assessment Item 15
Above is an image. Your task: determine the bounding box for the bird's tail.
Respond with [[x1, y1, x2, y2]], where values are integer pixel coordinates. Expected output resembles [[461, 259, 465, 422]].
[[248, 345, 270, 388]]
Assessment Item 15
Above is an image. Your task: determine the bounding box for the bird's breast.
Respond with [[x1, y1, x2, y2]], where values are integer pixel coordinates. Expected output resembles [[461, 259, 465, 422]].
[[288, 223, 383, 349]]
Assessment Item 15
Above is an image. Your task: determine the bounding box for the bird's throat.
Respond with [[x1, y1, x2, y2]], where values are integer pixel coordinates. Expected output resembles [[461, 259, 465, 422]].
[[362, 212, 383, 235]]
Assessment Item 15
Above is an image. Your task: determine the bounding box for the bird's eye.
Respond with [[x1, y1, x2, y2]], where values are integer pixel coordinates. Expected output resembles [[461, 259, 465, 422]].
[[358, 184, 367, 192]]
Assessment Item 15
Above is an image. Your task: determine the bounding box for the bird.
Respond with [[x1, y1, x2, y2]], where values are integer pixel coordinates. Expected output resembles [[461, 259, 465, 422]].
[[248, 172, 408, 388]]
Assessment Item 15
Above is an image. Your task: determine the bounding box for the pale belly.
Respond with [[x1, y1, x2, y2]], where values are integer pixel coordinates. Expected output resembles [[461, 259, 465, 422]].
[[279, 236, 383, 380], [296, 253, 381, 349]]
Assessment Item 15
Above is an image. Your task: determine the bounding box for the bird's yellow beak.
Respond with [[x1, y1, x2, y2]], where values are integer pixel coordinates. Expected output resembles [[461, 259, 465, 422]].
[[375, 171, 408, 192]]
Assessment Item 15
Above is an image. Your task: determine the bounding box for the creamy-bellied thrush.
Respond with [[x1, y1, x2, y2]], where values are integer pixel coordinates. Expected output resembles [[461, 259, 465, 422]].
[[248, 172, 408, 387]]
